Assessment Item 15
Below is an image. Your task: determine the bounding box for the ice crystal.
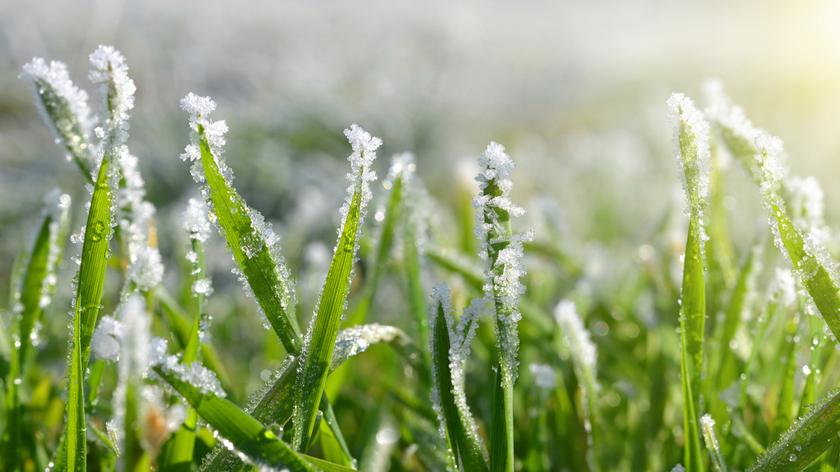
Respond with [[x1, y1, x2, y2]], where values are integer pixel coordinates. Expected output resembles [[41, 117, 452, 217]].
[[667, 93, 711, 216], [183, 198, 212, 243], [529, 363, 557, 390], [91, 315, 122, 362], [150, 338, 226, 398], [89, 45, 135, 150], [554, 300, 597, 374]]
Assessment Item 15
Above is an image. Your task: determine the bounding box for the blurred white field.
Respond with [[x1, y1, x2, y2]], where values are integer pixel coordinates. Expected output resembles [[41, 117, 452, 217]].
[[2, 0, 840, 273]]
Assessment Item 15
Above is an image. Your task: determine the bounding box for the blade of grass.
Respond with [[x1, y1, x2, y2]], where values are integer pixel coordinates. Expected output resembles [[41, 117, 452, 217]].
[[293, 124, 380, 449], [700, 414, 727, 472], [180, 93, 302, 354], [429, 286, 488, 471], [4, 191, 70, 471], [713, 246, 757, 390], [152, 360, 316, 471], [748, 390, 840, 471], [668, 93, 711, 472]]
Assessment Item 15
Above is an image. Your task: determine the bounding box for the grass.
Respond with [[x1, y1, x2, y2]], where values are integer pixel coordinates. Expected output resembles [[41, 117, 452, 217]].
[[8, 46, 840, 472]]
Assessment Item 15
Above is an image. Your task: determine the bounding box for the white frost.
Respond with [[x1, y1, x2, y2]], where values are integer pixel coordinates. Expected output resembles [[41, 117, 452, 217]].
[[184, 198, 212, 242]]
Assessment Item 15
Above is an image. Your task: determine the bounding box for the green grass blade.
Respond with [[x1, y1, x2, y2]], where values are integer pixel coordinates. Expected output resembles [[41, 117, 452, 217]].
[[707, 85, 840, 344], [4, 191, 70, 470], [474, 143, 528, 472], [429, 286, 488, 472], [204, 323, 406, 470], [293, 124, 380, 449], [66, 158, 114, 470], [668, 93, 711, 472], [153, 362, 316, 471], [749, 390, 840, 471], [180, 94, 302, 354], [713, 246, 757, 390], [700, 415, 727, 472]]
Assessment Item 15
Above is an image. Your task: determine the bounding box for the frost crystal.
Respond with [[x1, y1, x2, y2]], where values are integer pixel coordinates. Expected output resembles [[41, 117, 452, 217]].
[[331, 324, 407, 369], [667, 93, 711, 215], [192, 278, 214, 297], [554, 300, 597, 373], [699, 414, 724, 466], [769, 268, 797, 308], [89, 45, 136, 150], [339, 123, 380, 224], [428, 284, 487, 462], [91, 315, 122, 361], [529, 363, 557, 390], [128, 245, 164, 291], [21, 57, 94, 173], [184, 198, 212, 242], [150, 338, 226, 398], [473, 141, 529, 384]]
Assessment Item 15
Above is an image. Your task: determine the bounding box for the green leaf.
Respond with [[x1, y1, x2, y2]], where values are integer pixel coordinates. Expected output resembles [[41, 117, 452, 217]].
[[749, 390, 840, 471], [4, 192, 70, 470], [66, 159, 114, 470], [294, 127, 378, 449], [153, 365, 316, 471], [194, 119, 302, 354], [430, 290, 488, 472]]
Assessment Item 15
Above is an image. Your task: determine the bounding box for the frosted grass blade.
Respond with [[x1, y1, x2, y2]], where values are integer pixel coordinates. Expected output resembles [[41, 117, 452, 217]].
[[749, 390, 840, 471], [706, 84, 840, 343], [429, 287, 488, 472], [152, 363, 316, 471], [700, 415, 727, 472], [293, 124, 380, 449], [66, 158, 114, 470], [203, 323, 408, 470], [3, 191, 70, 470], [668, 93, 711, 472], [473, 142, 529, 472], [180, 94, 302, 354]]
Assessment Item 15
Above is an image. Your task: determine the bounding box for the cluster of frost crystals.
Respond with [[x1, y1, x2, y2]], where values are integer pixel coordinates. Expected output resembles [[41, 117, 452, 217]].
[[183, 198, 212, 243], [554, 300, 597, 374], [107, 295, 152, 454], [699, 414, 723, 459], [127, 245, 164, 292], [667, 93, 711, 218], [89, 45, 136, 149], [472, 142, 530, 384], [339, 123, 381, 224], [528, 363, 557, 390], [769, 268, 797, 308], [331, 324, 407, 369], [38, 190, 71, 308], [427, 284, 487, 462], [179, 93, 232, 184], [20, 57, 93, 170], [150, 338, 226, 398], [91, 315, 122, 361]]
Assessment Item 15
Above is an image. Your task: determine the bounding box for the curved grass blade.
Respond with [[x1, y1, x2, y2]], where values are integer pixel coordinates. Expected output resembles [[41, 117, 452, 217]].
[[202, 323, 409, 470], [429, 286, 488, 472], [4, 191, 70, 471], [293, 124, 380, 449], [749, 390, 840, 471], [152, 362, 315, 471], [668, 93, 711, 472], [21, 58, 95, 181], [180, 94, 302, 354], [706, 84, 840, 343]]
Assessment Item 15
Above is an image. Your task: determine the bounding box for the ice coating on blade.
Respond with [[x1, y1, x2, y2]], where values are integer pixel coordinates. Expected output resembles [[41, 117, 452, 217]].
[[128, 245, 164, 292], [554, 300, 597, 373], [474, 141, 529, 384], [89, 45, 136, 149], [184, 198, 212, 243], [340, 123, 380, 224], [150, 338, 226, 398], [769, 268, 797, 308], [667, 93, 711, 219], [331, 324, 407, 369], [428, 284, 487, 463], [91, 315, 122, 362], [21, 57, 94, 173], [699, 414, 721, 456]]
